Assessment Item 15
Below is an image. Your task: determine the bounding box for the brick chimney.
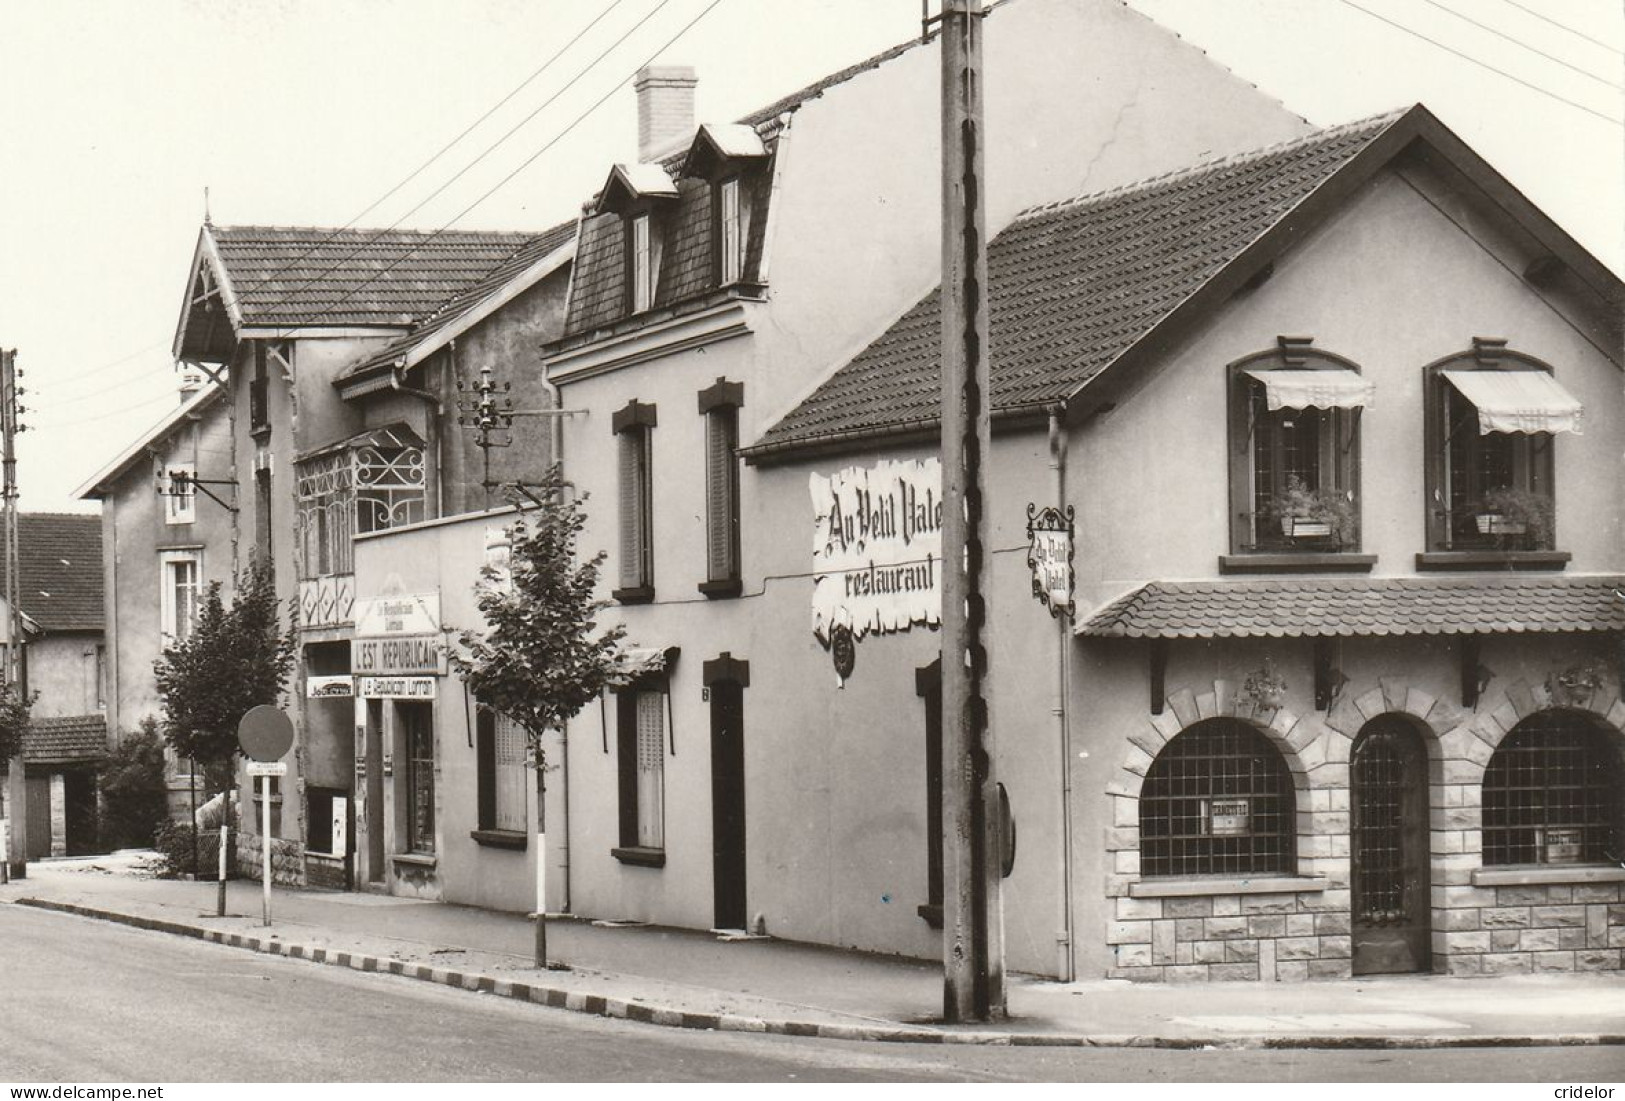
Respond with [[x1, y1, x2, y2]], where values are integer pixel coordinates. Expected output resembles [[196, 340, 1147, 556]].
[[634, 65, 696, 162]]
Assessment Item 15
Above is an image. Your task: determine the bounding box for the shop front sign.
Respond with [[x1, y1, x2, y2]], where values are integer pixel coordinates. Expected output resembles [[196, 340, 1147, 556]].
[[352, 634, 446, 676], [355, 589, 440, 638], [1025, 503, 1075, 619], [358, 675, 437, 700], [810, 458, 942, 645], [306, 674, 354, 699]]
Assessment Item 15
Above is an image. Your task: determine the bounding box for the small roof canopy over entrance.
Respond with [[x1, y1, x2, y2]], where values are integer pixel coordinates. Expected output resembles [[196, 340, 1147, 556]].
[[1441, 369, 1583, 435], [1243, 367, 1374, 410]]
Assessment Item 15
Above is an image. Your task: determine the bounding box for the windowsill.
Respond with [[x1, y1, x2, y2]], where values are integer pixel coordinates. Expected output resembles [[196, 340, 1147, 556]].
[[1129, 875, 1327, 898], [1219, 553, 1376, 574], [1415, 550, 1571, 571], [391, 852, 437, 868], [611, 846, 666, 868], [1471, 865, 1625, 887], [917, 902, 943, 929], [306, 850, 345, 862], [613, 586, 655, 606], [250, 424, 271, 440], [470, 829, 527, 851], [698, 578, 743, 599]]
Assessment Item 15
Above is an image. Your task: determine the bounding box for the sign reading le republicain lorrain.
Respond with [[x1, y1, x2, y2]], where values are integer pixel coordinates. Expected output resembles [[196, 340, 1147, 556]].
[[810, 458, 942, 643]]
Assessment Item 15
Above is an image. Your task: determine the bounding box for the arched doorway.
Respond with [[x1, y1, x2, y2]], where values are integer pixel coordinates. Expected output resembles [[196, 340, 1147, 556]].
[[1351, 715, 1431, 975]]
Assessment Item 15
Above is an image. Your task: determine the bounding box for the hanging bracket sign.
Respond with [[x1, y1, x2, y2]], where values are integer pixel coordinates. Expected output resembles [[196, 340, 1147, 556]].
[[1026, 503, 1076, 619]]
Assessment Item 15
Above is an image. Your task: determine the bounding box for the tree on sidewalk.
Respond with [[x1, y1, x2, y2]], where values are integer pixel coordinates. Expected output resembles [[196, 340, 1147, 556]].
[[154, 561, 295, 815], [450, 465, 627, 968], [0, 677, 32, 765]]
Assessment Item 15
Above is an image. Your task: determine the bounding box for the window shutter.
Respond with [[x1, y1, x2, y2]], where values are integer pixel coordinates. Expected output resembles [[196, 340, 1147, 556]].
[[635, 691, 665, 849], [718, 178, 741, 284], [618, 431, 644, 589], [705, 409, 738, 581]]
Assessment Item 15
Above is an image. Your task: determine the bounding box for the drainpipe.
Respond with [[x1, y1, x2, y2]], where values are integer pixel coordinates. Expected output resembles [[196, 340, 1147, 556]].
[[390, 360, 441, 520], [1050, 409, 1076, 982], [540, 357, 570, 914]]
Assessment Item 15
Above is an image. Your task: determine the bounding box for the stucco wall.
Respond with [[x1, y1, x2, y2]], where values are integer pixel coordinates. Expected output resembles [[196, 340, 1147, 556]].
[[25, 634, 100, 718]]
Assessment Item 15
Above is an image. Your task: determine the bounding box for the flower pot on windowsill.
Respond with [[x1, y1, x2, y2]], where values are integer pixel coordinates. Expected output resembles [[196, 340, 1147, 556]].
[[1280, 517, 1333, 539], [1474, 513, 1527, 536]]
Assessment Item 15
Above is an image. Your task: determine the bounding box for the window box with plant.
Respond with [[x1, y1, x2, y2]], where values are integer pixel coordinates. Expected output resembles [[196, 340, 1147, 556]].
[[1270, 475, 1358, 545], [1472, 486, 1553, 547]]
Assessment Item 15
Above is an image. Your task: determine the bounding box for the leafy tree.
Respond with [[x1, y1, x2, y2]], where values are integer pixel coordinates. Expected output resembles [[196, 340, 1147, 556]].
[[450, 465, 626, 966], [0, 678, 31, 765], [99, 717, 171, 850], [154, 561, 294, 796]]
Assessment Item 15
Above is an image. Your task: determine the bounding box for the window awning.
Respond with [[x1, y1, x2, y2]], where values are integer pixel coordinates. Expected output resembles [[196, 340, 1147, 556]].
[[615, 645, 681, 686], [1244, 368, 1374, 410], [1442, 369, 1583, 435]]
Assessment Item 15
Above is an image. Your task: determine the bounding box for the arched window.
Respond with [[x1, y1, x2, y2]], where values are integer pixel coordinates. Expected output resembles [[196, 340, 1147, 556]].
[[1141, 719, 1297, 878], [1482, 711, 1621, 866]]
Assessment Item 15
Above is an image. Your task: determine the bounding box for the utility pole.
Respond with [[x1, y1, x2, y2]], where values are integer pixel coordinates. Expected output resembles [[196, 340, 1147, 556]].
[[2, 348, 29, 881], [937, 0, 1003, 1022]]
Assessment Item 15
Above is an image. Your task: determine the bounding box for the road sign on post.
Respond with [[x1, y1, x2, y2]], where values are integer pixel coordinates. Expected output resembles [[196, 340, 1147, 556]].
[[238, 706, 293, 927]]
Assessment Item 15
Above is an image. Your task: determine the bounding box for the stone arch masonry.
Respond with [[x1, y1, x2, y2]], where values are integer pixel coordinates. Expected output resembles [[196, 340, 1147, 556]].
[[1103, 675, 1624, 981]]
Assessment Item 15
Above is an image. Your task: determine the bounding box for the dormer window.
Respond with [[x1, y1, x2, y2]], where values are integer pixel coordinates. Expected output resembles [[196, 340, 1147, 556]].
[[716, 178, 742, 286], [629, 212, 654, 313]]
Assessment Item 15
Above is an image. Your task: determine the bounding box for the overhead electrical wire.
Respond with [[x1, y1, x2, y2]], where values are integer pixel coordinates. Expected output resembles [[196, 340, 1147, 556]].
[[1334, 0, 1625, 126], [1418, 0, 1622, 89], [1497, 0, 1625, 56], [268, 0, 728, 342], [43, 0, 636, 404]]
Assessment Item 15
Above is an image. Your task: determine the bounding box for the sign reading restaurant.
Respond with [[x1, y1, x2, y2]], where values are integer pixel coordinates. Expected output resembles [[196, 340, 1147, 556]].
[[810, 458, 942, 643]]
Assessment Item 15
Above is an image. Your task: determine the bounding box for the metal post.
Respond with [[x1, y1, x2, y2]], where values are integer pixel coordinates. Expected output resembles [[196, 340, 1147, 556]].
[[939, 0, 1003, 1022], [261, 775, 272, 926], [534, 759, 548, 969], [2, 348, 28, 882], [218, 820, 229, 917]]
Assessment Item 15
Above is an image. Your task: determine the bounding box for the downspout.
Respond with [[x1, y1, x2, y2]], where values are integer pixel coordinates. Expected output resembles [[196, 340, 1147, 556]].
[[540, 356, 570, 914], [1050, 409, 1076, 982], [390, 360, 441, 520]]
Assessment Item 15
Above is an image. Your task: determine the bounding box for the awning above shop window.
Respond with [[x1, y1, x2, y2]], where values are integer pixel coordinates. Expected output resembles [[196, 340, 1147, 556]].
[[1442, 369, 1584, 435], [615, 645, 681, 687], [1244, 368, 1374, 410]]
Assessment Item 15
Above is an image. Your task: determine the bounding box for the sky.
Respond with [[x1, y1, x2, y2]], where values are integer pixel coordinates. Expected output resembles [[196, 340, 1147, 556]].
[[2, 0, 1620, 514]]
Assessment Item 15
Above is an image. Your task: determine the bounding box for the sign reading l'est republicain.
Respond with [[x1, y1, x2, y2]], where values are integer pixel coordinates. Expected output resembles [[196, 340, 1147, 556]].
[[810, 459, 942, 644]]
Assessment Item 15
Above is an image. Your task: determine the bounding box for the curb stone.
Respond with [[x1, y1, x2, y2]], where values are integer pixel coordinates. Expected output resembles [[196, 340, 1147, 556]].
[[10, 897, 1622, 1051]]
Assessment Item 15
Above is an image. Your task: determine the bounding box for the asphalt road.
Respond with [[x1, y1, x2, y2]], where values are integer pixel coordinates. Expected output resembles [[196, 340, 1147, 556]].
[[2, 906, 1620, 1083]]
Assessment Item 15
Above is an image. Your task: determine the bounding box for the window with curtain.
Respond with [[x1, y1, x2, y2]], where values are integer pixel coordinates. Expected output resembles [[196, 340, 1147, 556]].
[[615, 688, 666, 861]]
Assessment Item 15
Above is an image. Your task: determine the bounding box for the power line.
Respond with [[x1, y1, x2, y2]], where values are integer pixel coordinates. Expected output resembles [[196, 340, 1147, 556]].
[[270, 0, 728, 342], [1420, 0, 1622, 89], [220, 0, 638, 307], [32, 387, 178, 431], [1335, 0, 1624, 127], [1498, 0, 1625, 56], [50, 0, 635, 392], [250, 0, 676, 345]]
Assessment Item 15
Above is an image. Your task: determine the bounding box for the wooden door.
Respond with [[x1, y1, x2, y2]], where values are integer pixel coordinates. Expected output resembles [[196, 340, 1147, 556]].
[[709, 681, 747, 931]]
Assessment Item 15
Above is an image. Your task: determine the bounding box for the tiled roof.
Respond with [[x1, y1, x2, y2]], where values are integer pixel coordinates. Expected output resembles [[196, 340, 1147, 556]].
[[24, 714, 108, 765], [1077, 576, 1625, 639], [212, 225, 541, 329], [750, 112, 1404, 456], [338, 219, 577, 382], [2, 514, 103, 632]]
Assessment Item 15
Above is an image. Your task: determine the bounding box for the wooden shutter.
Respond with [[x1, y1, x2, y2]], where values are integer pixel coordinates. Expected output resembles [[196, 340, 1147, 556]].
[[618, 431, 645, 589], [705, 408, 739, 582]]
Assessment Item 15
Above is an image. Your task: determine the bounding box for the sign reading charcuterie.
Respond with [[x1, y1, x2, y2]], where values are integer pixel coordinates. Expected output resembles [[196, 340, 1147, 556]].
[[810, 459, 942, 645]]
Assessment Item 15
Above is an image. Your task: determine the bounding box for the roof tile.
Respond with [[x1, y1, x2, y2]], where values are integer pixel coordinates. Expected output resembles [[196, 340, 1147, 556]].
[[4, 514, 102, 632]]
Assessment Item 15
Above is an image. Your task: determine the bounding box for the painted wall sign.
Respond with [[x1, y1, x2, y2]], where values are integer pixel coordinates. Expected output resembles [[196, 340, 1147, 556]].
[[352, 635, 446, 676], [1026, 503, 1076, 619], [358, 675, 437, 700], [354, 589, 441, 638], [810, 458, 942, 643], [306, 674, 355, 699]]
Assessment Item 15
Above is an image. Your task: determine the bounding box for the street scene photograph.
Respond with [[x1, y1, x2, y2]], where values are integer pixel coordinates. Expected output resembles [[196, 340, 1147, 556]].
[[1, 0, 1622, 1088]]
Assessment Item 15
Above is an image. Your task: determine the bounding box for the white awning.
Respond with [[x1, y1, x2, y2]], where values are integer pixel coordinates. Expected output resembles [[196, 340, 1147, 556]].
[[615, 645, 680, 684], [1442, 369, 1584, 435], [1244, 368, 1375, 410]]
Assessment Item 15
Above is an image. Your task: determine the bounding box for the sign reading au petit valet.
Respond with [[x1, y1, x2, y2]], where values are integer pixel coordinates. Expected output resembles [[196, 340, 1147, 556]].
[[1025, 503, 1076, 619]]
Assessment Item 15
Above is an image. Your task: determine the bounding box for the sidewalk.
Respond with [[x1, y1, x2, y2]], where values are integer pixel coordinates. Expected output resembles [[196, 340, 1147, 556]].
[[4, 855, 1621, 1049]]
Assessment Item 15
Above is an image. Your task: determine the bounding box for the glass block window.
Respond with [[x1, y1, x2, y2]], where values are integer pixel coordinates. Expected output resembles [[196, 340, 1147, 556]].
[[1483, 712, 1620, 866], [1140, 720, 1296, 878]]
